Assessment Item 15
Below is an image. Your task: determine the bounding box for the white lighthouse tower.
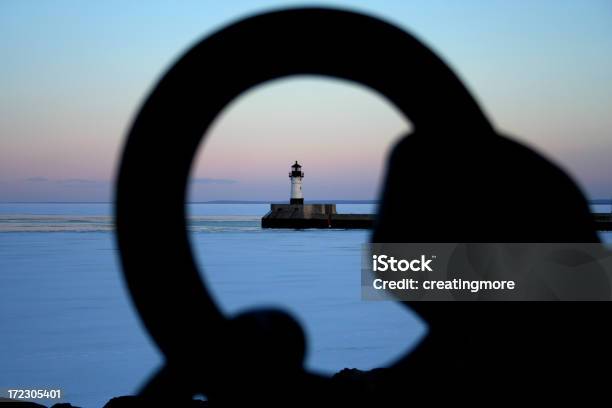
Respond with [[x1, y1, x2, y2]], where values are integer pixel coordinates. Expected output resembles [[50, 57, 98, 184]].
[[289, 161, 304, 205]]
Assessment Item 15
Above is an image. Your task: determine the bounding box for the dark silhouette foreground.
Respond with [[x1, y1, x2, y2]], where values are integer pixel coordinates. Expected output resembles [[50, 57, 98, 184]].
[[101, 6, 611, 408]]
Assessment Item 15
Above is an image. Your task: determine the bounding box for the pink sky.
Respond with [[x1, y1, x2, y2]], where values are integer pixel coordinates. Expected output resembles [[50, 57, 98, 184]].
[[1, 1, 611, 201]]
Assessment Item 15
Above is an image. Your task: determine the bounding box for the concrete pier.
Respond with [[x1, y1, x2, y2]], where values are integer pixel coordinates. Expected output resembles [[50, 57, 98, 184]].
[[261, 203, 374, 229], [262, 208, 611, 231]]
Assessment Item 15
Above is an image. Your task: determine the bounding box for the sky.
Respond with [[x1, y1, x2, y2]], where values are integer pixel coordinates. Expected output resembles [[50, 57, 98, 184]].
[[0, 0, 611, 202]]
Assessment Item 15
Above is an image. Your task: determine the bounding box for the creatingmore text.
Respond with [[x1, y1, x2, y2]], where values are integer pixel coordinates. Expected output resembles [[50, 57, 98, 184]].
[[372, 278, 516, 293]]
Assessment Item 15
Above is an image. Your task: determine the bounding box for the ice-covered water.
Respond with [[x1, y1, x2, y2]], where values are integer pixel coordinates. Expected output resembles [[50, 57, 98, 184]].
[[0, 203, 424, 407]]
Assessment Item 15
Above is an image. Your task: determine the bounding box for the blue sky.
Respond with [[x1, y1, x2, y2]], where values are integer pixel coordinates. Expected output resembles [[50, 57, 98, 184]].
[[1, 1, 611, 201]]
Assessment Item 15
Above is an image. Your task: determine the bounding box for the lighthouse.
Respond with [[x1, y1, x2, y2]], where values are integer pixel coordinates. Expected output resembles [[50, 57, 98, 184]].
[[289, 161, 304, 205], [262, 162, 372, 228]]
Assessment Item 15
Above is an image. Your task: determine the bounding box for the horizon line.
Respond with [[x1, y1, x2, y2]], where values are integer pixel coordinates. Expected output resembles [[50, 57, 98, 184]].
[[1, 199, 611, 204]]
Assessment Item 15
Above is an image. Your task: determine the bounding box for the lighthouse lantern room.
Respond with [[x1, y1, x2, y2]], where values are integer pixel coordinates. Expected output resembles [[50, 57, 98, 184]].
[[289, 161, 304, 205]]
